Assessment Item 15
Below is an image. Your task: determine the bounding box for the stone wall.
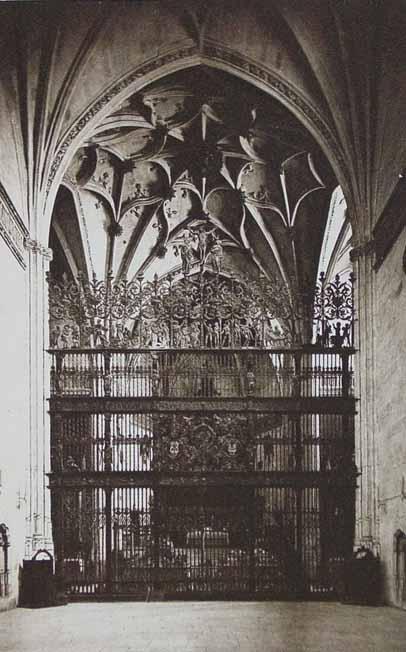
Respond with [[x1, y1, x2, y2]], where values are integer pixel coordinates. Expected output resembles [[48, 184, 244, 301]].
[[0, 236, 29, 610], [375, 225, 406, 606]]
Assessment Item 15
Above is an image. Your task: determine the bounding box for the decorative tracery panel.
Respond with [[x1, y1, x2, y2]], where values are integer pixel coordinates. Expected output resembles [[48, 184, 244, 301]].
[[153, 414, 253, 472], [47, 266, 354, 351]]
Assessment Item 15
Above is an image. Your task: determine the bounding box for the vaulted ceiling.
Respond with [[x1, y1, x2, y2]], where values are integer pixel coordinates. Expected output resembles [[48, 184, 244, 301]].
[[50, 68, 335, 296], [0, 0, 405, 248]]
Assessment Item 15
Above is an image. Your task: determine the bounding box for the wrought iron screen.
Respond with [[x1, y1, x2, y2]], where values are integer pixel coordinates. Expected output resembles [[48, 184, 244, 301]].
[[47, 269, 355, 350], [48, 269, 356, 599]]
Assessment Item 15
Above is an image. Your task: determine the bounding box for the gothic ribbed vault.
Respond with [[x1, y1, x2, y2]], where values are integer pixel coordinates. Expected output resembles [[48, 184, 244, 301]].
[[50, 68, 337, 302], [1, 0, 406, 246]]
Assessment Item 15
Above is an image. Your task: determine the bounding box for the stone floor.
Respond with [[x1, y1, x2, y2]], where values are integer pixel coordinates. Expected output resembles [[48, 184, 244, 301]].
[[1, 601, 405, 652]]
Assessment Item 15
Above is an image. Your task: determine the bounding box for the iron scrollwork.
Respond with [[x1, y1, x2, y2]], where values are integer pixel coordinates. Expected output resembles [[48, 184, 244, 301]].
[[313, 272, 355, 348], [154, 414, 253, 472], [47, 265, 297, 350], [47, 228, 354, 351]]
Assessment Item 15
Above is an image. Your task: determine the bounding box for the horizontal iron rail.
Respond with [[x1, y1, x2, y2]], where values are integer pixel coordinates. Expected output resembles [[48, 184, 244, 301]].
[[48, 470, 358, 489], [47, 346, 356, 355], [48, 396, 357, 414]]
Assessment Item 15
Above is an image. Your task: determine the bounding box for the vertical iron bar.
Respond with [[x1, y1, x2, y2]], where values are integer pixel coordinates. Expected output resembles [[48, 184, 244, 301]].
[[103, 410, 113, 595], [105, 488, 112, 595], [152, 484, 161, 596], [55, 351, 64, 396], [341, 351, 350, 398], [52, 488, 66, 600], [248, 488, 256, 594], [103, 351, 111, 398], [295, 485, 303, 597]]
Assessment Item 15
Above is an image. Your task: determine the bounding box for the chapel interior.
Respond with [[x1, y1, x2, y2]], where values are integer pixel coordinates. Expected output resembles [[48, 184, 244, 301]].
[[0, 0, 406, 639]]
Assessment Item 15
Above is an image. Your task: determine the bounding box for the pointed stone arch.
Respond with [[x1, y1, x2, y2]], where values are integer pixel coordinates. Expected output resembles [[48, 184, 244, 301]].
[[41, 43, 353, 245]]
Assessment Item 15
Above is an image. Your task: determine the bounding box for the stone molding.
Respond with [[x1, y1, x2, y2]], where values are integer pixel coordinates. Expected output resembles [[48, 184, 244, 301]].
[[0, 185, 28, 269]]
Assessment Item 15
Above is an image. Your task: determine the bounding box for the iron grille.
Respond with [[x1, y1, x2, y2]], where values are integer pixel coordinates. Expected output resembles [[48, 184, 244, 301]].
[[48, 269, 356, 600]]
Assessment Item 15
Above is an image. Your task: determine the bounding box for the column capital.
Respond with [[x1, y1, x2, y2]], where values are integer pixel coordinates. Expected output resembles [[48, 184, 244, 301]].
[[24, 237, 53, 261], [350, 238, 375, 262]]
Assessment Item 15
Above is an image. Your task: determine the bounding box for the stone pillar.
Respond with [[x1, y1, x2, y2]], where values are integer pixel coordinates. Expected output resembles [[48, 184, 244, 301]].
[[24, 238, 53, 557], [350, 239, 380, 553]]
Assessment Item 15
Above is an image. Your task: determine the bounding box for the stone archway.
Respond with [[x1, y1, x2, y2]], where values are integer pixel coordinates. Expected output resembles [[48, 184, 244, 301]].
[[41, 44, 352, 245], [29, 10, 375, 567]]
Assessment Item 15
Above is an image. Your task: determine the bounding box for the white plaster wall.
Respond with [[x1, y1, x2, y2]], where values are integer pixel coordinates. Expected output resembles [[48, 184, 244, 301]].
[[0, 237, 29, 609], [375, 226, 406, 605]]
